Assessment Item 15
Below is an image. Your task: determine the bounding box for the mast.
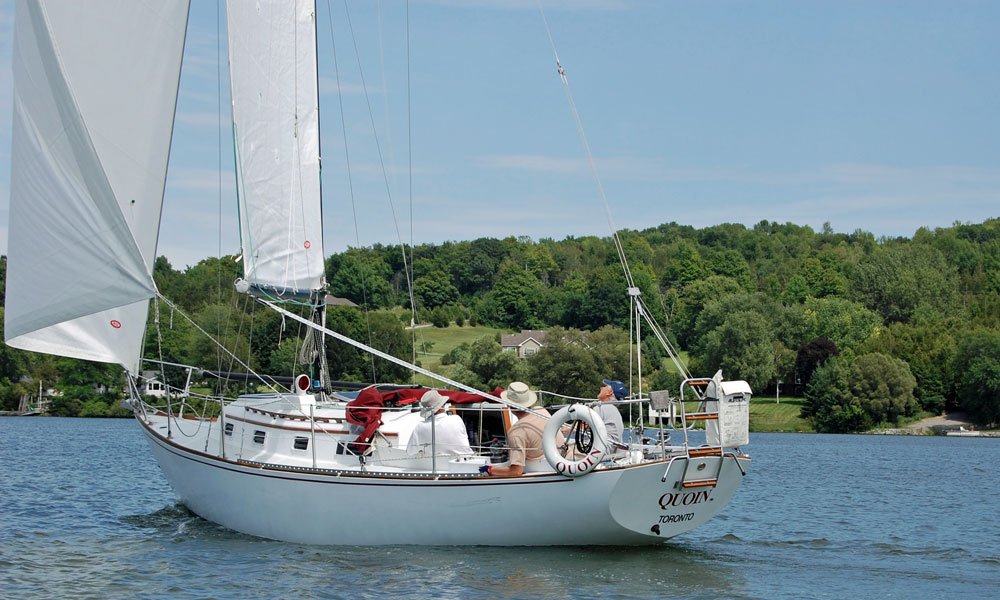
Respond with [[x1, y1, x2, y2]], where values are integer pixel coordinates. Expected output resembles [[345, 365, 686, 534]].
[[310, 0, 330, 396]]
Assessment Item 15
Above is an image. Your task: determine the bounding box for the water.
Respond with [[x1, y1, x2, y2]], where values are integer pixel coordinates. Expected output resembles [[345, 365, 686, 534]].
[[1, 418, 997, 599]]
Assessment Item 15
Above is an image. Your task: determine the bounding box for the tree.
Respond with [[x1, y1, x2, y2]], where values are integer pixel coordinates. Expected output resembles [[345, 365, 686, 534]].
[[671, 276, 744, 348], [173, 256, 242, 312], [586, 326, 631, 383], [186, 302, 257, 375], [325, 306, 371, 381], [0, 309, 24, 383], [449, 238, 506, 295], [802, 357, 871, 433], [802, 297, 881, 352], [849, 353, 917, 424], [478, 263, 543, 330], [429, 307, 450, 328], [851, 244, 960, 323], [324, 309, 410, 383], [860, 318, 959, 412], [578, 265, 629, 330], [952, 330, 1000, 426], [697, 311, 777, 392], [803, 353, 917, 432], [327, 251, 394, 308], [781, 274, 811, 305], [802, 358, 872, 433], [528, 328, 600, 399], [464, 337, 526, 390], [268, 338, 303, 378], [794, 338, 839, 390], [553, 274, 589, 329], [708, 249, 754, 288], [413, 270, 459, 309], [661, 239, 708, 289]]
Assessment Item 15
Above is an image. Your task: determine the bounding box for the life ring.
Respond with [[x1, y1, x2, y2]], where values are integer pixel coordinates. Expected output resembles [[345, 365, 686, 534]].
[[543, 404, 608, 477]]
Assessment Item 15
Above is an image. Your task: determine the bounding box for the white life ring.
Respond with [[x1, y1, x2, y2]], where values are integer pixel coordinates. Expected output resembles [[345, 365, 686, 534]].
[[542, 404, 608, 477]]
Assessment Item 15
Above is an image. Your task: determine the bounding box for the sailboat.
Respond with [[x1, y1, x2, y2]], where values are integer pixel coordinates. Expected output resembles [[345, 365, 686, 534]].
[[4, 0, 752, 545]]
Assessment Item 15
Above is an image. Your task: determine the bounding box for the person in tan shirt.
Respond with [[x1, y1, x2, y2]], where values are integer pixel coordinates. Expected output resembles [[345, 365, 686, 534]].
[[480, 381, 565, 477]]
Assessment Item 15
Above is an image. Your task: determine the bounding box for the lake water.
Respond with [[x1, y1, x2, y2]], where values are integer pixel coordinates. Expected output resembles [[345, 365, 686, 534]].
[[1, 417, 997, 599]]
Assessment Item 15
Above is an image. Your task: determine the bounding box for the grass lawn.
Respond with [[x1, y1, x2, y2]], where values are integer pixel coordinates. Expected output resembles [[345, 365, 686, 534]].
[[673, 396, 813, 433], [407, 324, 505, 384], [748, 396, 813, 432]]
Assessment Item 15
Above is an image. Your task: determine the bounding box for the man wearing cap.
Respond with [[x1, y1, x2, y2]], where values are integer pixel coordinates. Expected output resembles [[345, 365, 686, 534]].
[[597, 379, 626, 449], [480, 381, 565, 477], [406, 390, 473, 456]]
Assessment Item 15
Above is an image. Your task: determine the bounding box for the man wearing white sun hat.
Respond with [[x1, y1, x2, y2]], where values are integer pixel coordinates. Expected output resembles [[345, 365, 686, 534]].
[[406, 389, 473, 457], [480, 381, 565, 477]]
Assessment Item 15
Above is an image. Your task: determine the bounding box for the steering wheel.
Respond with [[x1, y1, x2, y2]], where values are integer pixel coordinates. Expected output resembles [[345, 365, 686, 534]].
[[570, 420, 594, 454]]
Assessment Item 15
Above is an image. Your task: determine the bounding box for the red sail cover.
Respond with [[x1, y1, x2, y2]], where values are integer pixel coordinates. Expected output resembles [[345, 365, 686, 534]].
[[345, 387, 503, 453]]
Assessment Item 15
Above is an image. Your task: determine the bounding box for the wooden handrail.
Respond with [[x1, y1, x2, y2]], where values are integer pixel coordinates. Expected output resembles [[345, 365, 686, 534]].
[[687, 447, 723, 458], [683, 412, 718, 421], [682, 479, 718, 488]]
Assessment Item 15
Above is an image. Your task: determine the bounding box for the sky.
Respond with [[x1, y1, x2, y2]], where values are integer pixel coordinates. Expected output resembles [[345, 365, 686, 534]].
[[0, 0, 997, 269]]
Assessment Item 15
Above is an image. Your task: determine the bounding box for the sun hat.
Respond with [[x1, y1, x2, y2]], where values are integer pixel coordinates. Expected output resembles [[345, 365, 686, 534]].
[[500, 381, 538, 409], [419, 389, 450, 419], [602, 378, 627, 400]]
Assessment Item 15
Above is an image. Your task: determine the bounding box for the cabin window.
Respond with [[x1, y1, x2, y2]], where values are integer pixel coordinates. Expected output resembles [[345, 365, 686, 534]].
[[224, 422, 234, 437], [253, 430, 266, 445], [524, 348, 537, 356], [293, 436, 309, 451]]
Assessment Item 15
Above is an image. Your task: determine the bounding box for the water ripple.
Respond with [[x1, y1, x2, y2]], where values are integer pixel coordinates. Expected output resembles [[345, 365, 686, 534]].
[[3, 421, 1000, 599]]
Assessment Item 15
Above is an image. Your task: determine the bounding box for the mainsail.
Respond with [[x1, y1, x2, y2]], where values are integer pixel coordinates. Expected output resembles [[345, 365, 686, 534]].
[[227, 0, 325, 294], [3, 0, 189, 373]]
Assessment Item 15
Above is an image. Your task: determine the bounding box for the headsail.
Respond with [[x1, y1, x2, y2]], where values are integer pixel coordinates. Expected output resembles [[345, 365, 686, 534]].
[[3, 0, 190, 374], [227, 0, 325, 294]]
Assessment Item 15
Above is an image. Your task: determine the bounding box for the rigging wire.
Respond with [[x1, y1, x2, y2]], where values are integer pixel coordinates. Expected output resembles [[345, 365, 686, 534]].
[[324, 0, 378, 382], [405, 0, 419, 382], [156, 293, 283, 396], [536, 1, 691, 384], [216, 0, 225, 397], [536, 1, 634, 291], [153, 298, 172, 439], [339, 0, 420, 344], [261, 299, 554, 420]]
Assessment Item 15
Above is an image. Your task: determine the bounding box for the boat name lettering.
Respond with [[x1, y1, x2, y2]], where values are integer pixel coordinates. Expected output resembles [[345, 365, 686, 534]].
[[555, 449, 603, 475], [658, 512, 695, 524], [658, 490, 711, 509]]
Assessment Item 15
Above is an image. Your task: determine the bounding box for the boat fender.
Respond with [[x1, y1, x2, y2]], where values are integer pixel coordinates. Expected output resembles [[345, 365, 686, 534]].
[[543, 404, 608, 477]]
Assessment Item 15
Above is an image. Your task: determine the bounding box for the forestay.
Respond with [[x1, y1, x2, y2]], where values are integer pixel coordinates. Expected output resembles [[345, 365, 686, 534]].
[[3, 0, 189, 374], [227, 0, 325, 294]]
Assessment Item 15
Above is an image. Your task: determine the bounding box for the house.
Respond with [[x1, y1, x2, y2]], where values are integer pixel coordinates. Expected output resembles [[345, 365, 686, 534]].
[[501, 330, 547, 358], [141, 370, 168, 398]]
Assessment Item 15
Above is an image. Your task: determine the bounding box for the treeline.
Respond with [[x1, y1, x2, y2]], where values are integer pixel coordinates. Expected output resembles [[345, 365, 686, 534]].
[[321, 219, 1000, 429], [2, 218, 999, 429]]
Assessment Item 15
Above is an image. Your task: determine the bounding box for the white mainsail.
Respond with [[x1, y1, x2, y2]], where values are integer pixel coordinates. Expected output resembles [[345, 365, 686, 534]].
[[227, 0, 325, 294], [3, 0, 189, 374]]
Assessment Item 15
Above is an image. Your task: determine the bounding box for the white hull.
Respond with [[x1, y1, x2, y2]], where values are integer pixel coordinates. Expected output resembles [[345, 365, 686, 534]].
[[137, 413, 749, 546]]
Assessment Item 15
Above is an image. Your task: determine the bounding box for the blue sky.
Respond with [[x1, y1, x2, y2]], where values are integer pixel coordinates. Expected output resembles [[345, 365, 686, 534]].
[[0, 0, 997, 269]]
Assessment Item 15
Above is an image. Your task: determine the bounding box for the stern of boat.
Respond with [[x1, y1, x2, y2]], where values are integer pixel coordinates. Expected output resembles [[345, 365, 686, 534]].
[[608, 452, 750, 540]]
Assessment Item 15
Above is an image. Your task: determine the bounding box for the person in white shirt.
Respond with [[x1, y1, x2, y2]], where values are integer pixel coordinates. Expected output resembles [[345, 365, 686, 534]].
[[406, 390, 473, 456]]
